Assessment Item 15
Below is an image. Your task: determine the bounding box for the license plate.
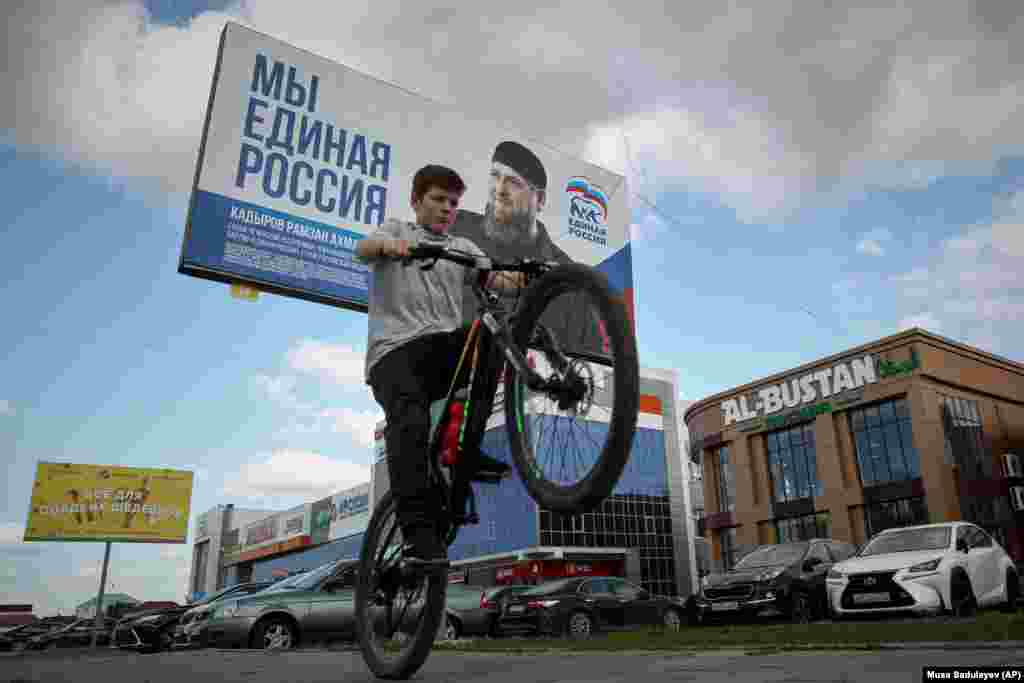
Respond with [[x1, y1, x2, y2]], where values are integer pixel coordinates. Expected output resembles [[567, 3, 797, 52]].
[[852, 592, 890, 605], [711, 601, 739, 611], [508, 605, 525, 614]]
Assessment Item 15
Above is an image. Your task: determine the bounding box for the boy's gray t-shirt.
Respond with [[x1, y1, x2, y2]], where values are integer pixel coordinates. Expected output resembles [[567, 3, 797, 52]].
[[359, 218, 487, 382]]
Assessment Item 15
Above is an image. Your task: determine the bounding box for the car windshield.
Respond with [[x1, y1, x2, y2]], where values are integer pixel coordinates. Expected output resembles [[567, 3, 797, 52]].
[[734, 543, 809, 569], [521, 579, 576, 596], [860, 527, 951, 556], [201, 584, 249, 604], [269, 561, 350, 592], [486, 585, 531, 600]]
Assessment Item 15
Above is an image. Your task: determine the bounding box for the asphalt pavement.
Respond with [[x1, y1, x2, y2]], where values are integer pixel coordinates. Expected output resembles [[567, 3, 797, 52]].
[[1, 646, 1023, 683]]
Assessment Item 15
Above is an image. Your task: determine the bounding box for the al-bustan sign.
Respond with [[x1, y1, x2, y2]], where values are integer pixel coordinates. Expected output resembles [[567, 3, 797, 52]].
[[721, 352, 918, 426]]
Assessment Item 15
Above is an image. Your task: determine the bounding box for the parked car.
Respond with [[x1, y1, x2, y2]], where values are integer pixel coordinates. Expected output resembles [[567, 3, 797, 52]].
[[111, 604, 192, 654], [0, 617, 77, 652], [23, 618, 117, 650], [205, 559, 359, 650], [443, 584, 534, 640], [499, 576, 687, 639], [694, 539, 858, 623], [827, 522, 1019, 618], [171, 581, 275, 649]]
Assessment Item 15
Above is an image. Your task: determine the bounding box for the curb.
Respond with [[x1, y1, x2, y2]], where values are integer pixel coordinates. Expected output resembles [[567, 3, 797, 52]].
[[879, 641, 1024, 650]]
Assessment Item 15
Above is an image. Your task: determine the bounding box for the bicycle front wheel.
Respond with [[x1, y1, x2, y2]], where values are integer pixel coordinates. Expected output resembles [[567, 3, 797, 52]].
[[354, 491, 446, 680], [504, 263, 639, 514]]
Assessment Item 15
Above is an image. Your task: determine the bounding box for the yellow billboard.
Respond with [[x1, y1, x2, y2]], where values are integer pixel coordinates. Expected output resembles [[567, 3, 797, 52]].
[[23, 462, 194, 543]]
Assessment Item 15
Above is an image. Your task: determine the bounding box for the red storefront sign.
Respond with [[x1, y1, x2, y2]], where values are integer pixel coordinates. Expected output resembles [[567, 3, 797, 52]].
[[493, 558, 625, 583]]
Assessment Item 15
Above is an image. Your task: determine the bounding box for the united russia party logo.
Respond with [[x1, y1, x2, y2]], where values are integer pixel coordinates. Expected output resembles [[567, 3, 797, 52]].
[[565, 176, 609, 246]]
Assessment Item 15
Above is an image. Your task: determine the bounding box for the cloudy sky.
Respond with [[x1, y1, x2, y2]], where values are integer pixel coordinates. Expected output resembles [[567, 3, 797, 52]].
[[3, 0, 1023, 614]]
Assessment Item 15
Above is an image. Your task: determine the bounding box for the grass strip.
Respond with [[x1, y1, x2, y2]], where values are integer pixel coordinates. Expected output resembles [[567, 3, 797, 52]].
[[433, 612, 1024, 653]]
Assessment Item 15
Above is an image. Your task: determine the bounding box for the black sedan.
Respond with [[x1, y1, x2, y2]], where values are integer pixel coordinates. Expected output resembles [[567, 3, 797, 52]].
[[694, 539, 858, 623], [444, 584, 534, 640], [112, 605, 192, 653], [499, 576, 687, 639]]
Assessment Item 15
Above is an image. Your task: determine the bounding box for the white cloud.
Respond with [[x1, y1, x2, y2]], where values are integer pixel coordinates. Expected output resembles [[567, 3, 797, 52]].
[[0, 523, 23, 544], [898, 312, 942, 333], [287, 339, 365, 387], [856, 239, 885, 257], [0, 400, 13, 416], [252, 373, 300, 408], [220, 449, 370, 500], [5, 2, 1024, 220], [855, 228, 892, 256]]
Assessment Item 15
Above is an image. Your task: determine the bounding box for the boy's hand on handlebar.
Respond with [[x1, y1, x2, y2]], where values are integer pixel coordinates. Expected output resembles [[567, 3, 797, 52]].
[[381, 239, 412, 260]]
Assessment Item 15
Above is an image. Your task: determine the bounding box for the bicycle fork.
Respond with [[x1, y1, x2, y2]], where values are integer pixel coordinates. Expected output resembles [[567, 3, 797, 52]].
[[479, 311, 556, 392]]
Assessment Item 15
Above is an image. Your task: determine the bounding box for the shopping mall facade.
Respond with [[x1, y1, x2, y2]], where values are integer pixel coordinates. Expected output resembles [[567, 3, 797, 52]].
[[187, 367, 699, 600], [684, 328, 1024, 572]]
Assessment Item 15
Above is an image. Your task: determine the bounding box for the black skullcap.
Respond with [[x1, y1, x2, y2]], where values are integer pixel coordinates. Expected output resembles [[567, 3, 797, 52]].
[[492, 141, 547, 190]]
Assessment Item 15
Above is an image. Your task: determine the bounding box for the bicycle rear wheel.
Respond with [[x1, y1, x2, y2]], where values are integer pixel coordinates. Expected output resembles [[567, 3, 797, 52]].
[[504, 263, 639, 514], [354, 491, 446, 680]]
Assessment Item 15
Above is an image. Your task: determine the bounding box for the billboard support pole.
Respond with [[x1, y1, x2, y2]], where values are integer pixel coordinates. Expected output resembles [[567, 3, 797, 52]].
[[90, 541, 112, 649]]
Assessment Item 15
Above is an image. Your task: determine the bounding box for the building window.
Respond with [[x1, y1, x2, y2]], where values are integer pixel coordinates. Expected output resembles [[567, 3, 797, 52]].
[[720, 527, 739, 571], [716, 446, 736, 513], [849, 397, 920, 486], [863, 496, 929, 537], [539, 492, 677, 596], [192, 541, 210, 594], [939, 394, 991, 479], [775, 512, 831, 543], [766, 424, 821, 503]]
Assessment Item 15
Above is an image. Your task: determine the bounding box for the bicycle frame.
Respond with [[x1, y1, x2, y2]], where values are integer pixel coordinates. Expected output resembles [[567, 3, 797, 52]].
[[411, 250, 560, 537]]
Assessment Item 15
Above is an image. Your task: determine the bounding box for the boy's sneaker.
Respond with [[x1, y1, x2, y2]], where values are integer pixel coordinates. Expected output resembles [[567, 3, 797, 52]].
[[468, 451, 511, 483]]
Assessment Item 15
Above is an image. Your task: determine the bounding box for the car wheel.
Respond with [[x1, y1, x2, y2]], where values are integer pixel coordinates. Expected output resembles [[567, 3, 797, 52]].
[[444, 617, 461, 641], [566, 611, 594, 640], [789, 593, 811, 624], [1001, 571, 1020, 613], [949, 573, 977, 618], [253, 617, 297, 650], [662, 608, 683, 632]]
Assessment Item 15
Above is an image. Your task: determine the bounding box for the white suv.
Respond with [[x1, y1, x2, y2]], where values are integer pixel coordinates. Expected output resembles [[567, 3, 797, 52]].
[[827, 522, 1018, 617]]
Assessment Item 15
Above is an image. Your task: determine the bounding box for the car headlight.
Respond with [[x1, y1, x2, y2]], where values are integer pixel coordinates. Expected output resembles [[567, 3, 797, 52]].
[[217, 601, 240, 619], [906, 558, 942, 574], [756, 568, 785, 582], [827, 568, 845, 580]]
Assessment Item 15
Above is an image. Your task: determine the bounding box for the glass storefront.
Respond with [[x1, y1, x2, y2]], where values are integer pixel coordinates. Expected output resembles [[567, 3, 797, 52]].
[[766, 423, 822, 502], [849, 397, 920, 486], [862, 496, 929, 537], [774, 511, 831, 543]]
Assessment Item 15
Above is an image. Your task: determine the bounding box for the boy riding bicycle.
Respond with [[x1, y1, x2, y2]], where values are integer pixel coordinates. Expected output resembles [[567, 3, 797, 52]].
[[356, 165, 524, 569]]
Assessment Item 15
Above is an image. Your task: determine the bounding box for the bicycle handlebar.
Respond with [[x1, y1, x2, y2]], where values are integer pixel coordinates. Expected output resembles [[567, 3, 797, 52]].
[[404, 242, 554, 276]]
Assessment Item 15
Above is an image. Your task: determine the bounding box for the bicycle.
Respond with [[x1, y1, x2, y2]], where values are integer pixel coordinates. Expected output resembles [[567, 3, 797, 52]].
[[354, 242, 639, 679]]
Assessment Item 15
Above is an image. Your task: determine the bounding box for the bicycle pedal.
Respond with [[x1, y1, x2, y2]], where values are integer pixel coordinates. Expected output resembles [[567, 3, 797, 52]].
[[401, 557, 450, 574], [470, 470, 508, 484]]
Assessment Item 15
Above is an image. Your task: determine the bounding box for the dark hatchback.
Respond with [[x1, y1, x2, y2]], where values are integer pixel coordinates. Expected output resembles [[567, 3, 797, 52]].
[[695, 539, 858, 623], [499, 576, 687, 639]]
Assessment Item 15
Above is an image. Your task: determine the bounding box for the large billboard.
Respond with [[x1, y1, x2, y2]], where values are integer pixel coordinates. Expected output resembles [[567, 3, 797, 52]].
[[23, 462, 194, 543], [328, 482, 370, 541], [179, 22, 634, 359]]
